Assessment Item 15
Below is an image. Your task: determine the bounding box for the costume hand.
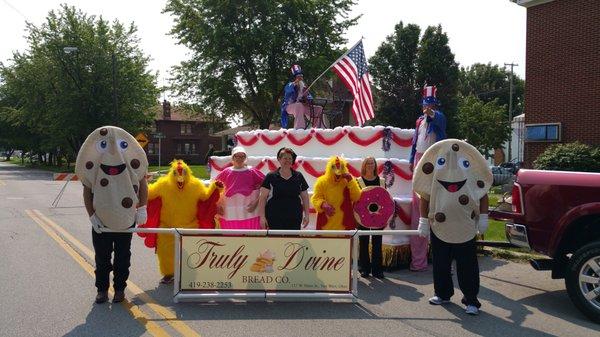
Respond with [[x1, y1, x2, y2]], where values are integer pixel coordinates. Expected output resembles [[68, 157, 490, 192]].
[[322, 202, 335, 217], [409, 162, 414, 172], [478, 214, 489, 234], [417, 217, 430, 237], [135, 205, 147, 226], [342, 173, 353, 182], [302, 214, 310, 228], [215, 180, 224, 189], [260, 216, 268, 229], [246, 199, 258, 213], [89, 213, 105, 234]]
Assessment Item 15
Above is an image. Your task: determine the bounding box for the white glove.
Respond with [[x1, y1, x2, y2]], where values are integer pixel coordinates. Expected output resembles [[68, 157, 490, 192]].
[[136, 205, 148, 226], [417, 217, 430, 237], [89, 213, 104, 234], [478, 213, 489, 234]]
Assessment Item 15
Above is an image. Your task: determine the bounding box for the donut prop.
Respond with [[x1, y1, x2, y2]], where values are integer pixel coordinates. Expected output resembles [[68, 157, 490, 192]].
[[353, 186, 395, 229]]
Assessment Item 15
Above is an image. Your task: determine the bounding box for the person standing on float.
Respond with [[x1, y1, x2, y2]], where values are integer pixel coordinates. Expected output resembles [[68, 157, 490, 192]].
[[280, 64, 312, 128], [408, 85, 447, 271]]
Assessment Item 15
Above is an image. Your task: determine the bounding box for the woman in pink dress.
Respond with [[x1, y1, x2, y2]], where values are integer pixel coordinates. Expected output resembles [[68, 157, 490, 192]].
[[216, 147, 265, 229]]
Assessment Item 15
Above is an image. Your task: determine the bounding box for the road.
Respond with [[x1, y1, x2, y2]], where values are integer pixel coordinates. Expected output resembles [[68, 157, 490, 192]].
[[0, 161, 598, 337]]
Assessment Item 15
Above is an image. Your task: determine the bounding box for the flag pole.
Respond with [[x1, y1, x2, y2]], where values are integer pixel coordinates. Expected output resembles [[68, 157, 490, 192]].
[[305, 38, 363, 92]]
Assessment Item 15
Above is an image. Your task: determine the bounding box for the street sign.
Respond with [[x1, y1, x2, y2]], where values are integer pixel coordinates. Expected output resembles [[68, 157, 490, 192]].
[[135, 132, 149, 148], [153, 132, 166, 139]]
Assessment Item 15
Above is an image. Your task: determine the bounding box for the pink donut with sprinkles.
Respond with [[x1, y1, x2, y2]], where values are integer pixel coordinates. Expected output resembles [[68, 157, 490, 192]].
[[353, 186, 395, 229]]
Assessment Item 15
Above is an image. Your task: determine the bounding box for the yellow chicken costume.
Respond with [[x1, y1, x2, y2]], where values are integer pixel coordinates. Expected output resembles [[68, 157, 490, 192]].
[[311, 156, 361, 230], [138, 160, 222, 280]]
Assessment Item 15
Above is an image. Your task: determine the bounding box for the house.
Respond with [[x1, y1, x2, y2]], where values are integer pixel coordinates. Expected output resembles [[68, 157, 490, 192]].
[[514, 0, 600, 167], [145, 100, 227, 165]]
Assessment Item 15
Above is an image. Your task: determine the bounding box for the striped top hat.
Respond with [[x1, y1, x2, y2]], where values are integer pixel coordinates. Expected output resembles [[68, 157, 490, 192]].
[[422, 85, 440, 106], [291, 64, 303, 77]]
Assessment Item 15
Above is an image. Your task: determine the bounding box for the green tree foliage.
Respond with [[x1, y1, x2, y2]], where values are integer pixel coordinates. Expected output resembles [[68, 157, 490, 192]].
[[0, 5, 158, 162], [369, 22, 420, 127], [164, 0, 358, 129], [458, 63, 525, 118], [416, 25, 460, 137], [534, 142, 600, 172], [457, 95, 511, 157]]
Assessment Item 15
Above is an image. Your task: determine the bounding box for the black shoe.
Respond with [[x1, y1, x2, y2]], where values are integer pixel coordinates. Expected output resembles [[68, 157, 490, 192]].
[[360, 271, 370, 278], [95, 291, 108, 304], [113, 290, 125, 303], [373, 273, 385, 279]]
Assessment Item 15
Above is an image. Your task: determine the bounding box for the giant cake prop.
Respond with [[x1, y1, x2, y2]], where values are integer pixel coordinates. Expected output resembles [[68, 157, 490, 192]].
[[75, 126, 148, 229]]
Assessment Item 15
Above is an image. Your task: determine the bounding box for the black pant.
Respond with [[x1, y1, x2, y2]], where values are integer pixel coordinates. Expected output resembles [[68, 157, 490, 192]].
[[358, 225, 382, 276], [431, 231, 480, 307], [92, 229, 133, 292]]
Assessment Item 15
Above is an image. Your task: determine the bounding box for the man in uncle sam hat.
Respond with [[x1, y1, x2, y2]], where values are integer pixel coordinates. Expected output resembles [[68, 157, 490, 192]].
[[280, 64, 313, 128], [408, 84, 447, 272]]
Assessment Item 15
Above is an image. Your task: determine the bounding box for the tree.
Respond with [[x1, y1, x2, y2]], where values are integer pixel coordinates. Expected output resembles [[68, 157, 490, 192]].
[[416, 25, 460, 137], [0, 5, 158, 161], [369, 22, 421, 127], [456, 95, 511, 157], [164, 0, 358, 129], [534, 142, 600, 172], [458, 63, 525, 118]]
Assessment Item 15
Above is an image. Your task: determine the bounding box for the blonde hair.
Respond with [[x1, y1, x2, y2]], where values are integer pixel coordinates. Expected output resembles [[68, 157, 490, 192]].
[[360, 157, 378, 177]]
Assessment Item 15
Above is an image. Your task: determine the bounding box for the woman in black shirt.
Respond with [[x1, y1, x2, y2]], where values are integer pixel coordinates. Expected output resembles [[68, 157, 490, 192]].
[[258, 147, 310, 230]]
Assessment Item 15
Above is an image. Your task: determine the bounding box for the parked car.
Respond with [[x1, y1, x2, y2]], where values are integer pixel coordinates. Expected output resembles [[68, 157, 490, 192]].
[[491, 169, 600, 323], [490, 165, 513, 186]]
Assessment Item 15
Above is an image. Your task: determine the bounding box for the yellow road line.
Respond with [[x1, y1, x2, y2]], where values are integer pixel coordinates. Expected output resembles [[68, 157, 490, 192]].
[[25, 210, 170, 337], [30, 209, 202, 337]]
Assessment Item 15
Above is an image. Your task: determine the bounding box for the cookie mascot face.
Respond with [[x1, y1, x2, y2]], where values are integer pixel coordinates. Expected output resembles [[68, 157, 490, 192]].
[[311, 156, 361, 230], [413, 139, 492, 243], [75, 126, 148, 229]]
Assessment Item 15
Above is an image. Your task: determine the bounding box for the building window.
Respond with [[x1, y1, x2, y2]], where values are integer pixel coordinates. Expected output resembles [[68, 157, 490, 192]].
[[177, 142, 197, 154], [181, 124, 193, 135], [525, 123, 561, 142]]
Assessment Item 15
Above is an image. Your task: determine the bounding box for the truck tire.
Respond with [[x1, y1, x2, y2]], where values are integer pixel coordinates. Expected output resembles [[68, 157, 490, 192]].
[[565, 241, 600, 323]]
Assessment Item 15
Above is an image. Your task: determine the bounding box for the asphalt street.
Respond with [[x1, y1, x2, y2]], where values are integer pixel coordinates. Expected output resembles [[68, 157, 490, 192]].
[[0, 161, 598, 337]]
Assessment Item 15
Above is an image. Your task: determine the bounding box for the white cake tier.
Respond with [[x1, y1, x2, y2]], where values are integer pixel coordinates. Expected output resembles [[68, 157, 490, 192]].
[[209, 156, 414, 197], [234, 126, 414, 159]]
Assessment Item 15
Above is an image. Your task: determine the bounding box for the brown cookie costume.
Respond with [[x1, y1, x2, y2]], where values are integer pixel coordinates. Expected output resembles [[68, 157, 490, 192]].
[[412, 139, 492, 312], [75, 126, 148, 229], [413, 139, 492, 243]]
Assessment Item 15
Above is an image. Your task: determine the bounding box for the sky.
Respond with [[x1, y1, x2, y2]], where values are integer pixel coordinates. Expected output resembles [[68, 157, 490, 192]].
[[0, 0, 526, 100]]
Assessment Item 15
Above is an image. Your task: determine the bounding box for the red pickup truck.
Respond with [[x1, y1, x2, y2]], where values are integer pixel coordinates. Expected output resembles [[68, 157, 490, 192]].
[[491, 169, 600, 323]]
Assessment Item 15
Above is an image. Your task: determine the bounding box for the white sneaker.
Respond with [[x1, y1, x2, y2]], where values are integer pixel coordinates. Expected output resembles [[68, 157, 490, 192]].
[[465, 305, 479, 315], [428, 296, 450, 305]]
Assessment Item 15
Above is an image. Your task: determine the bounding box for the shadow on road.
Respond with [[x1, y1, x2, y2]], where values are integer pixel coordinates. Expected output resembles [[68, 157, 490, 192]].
[[63, 301, 145, 337]]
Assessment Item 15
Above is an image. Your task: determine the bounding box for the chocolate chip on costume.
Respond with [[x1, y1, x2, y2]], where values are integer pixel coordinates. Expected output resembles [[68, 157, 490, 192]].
[[435, 212, 446, 222], [122, 197, 133, 208], [459, 194, 469, 205], [130, 159, 140, 169], [422, 162, 434, 174], [477, 180, 485, 188], [452, 143, 460, 151], [99, 128, 108, 136], [86, 161, 94, 169], [100, 178, 109, 187]]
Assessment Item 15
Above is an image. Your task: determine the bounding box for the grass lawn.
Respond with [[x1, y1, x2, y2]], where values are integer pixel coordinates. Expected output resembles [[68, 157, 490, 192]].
[[148, 164, 209, 180], [5, 157, 75, 173]]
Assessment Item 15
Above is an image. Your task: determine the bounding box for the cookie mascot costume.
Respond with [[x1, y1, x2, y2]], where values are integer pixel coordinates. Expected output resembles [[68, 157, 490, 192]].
[[413, 139, 492, 315], [75, 126, 148, 303], [311, 156, 361, 230], [138, 159, 222, 283]]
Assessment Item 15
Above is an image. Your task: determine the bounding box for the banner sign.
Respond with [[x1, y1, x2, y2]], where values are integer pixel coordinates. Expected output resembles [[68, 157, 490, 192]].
[[180, 235, 352, 292]]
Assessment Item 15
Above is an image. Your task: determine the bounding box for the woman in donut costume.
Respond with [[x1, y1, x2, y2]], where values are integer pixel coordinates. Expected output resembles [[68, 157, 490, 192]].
[[215, 146, 265, 229], [413, 139, 491, 316], [353, 157, 394, 279]]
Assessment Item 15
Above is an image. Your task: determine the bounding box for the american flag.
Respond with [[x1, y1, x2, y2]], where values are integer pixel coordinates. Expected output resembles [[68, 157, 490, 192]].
[[332, 40, 374, 126]]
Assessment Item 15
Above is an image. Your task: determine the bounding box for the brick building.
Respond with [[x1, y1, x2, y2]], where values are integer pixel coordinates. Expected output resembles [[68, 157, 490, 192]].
[[146, 100, 226, 165], [516, 0, 600, 167]]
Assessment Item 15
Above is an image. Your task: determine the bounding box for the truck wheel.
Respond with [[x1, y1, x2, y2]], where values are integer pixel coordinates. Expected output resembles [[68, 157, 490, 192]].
[[565, 241, 600, 323]]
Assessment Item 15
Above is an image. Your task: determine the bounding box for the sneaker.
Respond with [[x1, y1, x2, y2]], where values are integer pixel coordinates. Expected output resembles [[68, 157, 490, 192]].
[[428, 296, 450, 305], [373, 272, 385, 279], [465, 305, 479, 315], [95, 291, 108, 304], [113, 291, 125, 303]]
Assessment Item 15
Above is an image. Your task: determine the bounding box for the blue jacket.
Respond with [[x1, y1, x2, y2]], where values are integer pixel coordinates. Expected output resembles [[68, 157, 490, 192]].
[[409, 110, 447, 164], [280, 82, 313, 114]]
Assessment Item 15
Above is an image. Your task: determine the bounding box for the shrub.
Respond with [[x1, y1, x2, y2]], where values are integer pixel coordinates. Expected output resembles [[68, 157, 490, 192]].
[[533, 142, 600, 172]]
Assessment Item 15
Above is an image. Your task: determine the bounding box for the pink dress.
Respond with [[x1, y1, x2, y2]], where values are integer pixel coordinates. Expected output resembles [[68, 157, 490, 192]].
[[216, 167, 265, 229]]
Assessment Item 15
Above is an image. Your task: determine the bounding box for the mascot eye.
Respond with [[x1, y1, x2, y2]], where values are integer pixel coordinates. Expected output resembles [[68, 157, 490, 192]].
[[436, 157, 446, 169], [96, 140, 108, 153], [118, 139, 128, 152], [458, 157, 470, 170]]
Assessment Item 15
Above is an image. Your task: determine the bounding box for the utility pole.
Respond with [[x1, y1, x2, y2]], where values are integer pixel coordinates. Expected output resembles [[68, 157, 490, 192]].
[[112, 51, 118, 121], [504, 62, 518, 162]]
